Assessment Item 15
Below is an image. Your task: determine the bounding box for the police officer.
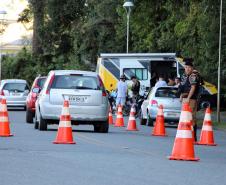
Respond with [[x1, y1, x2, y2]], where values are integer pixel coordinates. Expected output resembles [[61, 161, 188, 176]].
[[179, 58, 200, 142]]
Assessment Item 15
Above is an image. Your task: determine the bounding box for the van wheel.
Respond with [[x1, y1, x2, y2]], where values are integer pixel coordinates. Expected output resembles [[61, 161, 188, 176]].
[[26, 109, 34, 123], [94, 121, 109, 133], [39, 115, 48, 131]]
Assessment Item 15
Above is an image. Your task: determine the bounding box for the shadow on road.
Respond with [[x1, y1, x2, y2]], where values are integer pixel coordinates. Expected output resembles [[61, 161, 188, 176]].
[[47, 128, 94, 133], [8, 108, 25, 111]]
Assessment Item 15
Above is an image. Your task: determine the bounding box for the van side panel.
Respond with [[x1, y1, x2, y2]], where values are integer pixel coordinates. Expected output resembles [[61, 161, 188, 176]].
[[98, 59, 119, 91]]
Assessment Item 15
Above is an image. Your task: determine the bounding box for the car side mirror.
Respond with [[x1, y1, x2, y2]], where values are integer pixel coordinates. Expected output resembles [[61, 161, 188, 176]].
[[32, 87, 40, 93]]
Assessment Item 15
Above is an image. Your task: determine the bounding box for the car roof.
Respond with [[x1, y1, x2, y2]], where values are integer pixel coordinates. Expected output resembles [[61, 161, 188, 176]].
[[36, 76, 47, 80], [151, 86, 178, 93], [51, 70, 98, 77], [1, 79, 28, 83]]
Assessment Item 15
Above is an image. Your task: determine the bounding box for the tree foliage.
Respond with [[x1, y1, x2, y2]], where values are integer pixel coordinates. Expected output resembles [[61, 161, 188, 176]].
[[2, 0, 226, 94]]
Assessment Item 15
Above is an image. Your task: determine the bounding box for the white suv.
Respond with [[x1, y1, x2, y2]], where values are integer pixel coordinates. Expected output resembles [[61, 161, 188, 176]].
[[35, 70, 109, 133]]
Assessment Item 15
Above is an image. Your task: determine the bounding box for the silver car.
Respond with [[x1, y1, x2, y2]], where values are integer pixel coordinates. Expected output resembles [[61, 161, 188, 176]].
[[0, 79, 29, 109], [35, 70, 109, 132], [141, 86, 182, 126]]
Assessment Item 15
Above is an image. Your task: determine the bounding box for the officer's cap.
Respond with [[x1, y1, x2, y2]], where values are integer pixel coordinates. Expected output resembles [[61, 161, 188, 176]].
[[184, 58, 194, 67]]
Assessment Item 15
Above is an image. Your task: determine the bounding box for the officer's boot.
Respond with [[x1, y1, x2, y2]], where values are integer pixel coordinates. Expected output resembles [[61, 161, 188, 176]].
[[193, 124, 198, 142]]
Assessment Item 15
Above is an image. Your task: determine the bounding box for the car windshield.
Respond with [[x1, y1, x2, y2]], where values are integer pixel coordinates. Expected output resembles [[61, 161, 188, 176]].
[[37, 78, 46, 89], [51, 75, 99, 90], [3, 83, 29, 92], [155, 87, 178, 98]]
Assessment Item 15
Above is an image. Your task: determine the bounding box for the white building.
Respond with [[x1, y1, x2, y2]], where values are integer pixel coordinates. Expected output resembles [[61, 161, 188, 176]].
[[0, 0, 32, 56]]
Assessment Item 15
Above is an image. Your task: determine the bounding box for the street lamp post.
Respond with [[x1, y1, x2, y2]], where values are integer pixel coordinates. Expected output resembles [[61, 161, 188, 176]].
[[217, 0, 223, 123], [0, 10, 7, 81], [123, 0, 134, 53]]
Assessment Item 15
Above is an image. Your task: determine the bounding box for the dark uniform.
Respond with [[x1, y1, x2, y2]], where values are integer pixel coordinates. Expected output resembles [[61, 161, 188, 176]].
[[180, 72, 200, 100], [179, 63, 200, 142]]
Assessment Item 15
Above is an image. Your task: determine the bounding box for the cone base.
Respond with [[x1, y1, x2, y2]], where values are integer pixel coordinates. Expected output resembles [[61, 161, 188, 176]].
[[0, 134, 13, 137], [114, 125, 125, 127], [168, 156, 200, 161], [196, 142, 217, 146], [53, 141, 76, 144], [152, 133, 167, 137]]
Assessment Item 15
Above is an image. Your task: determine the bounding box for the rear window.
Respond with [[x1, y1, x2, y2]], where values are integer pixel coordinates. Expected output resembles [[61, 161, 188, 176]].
[[51, 75, 99, 90], [155, 87, 178, 98], [3, 83, 29, 92], [37, 78, 46, 89]]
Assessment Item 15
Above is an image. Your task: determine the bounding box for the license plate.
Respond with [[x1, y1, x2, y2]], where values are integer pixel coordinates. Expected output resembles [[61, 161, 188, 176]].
[[68, 95, 88, 103], [166, 112, 179, 117], [11, 93, 21, 96]]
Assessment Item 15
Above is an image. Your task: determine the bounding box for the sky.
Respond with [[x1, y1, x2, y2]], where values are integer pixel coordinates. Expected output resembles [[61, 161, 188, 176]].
[[0, 0, 31, 45]]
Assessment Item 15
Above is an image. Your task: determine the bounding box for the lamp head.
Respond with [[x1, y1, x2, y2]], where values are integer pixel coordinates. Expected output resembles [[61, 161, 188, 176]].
[[123, 1, 134, 11]]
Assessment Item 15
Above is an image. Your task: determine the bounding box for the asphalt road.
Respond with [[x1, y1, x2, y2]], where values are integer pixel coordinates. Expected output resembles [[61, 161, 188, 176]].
[[1, 110, 226, 185]]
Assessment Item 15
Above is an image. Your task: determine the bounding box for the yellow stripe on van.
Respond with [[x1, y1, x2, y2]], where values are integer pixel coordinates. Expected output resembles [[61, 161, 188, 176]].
[[203, 81, 217, 95], [99, 64, 118, 91]]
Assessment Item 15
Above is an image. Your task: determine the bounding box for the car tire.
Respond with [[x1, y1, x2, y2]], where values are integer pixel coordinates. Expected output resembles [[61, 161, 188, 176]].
[[39, 115, 48, 131], [26, 109, 34, 123], [140, 112, 147, 125], [34, 114, 39, 129], [94, 121, 109, 133]]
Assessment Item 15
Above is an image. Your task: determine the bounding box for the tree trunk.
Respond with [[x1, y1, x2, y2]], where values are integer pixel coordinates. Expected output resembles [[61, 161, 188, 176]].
[[30, 0, 45, 56]]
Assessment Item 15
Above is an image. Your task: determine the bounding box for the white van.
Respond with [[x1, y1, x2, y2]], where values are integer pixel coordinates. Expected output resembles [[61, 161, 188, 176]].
[[96, 53, 217, 107]]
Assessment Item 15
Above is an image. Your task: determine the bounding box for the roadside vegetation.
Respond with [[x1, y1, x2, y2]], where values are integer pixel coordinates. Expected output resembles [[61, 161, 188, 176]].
[[2, 0, 226, 96]]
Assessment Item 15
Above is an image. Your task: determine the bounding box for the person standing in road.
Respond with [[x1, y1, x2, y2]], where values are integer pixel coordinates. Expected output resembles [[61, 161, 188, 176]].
[[116, 75, 127, 110], [179, 58, 200, 141], [154, 74, 167, 88], [131, 76, 140, 103]]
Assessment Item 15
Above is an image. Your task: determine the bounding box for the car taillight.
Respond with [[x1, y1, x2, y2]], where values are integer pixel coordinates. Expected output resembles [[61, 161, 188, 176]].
[[0, 90, 4, 96], [102, 91, 107, 97], [150, 99, 158, 106], [31, 93, 37, 98], [46, 74, 55, 94], [98, 75, 107, 97]]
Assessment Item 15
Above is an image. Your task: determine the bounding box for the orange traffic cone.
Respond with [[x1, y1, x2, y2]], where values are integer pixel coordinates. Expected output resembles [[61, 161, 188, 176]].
[[53, 100, 76, 144], [0, 97, 13, 137], [169, 103, 199, 161], [114, 105, 125, 127], [197, 107, 217, 146], [127, 105, 138, 131], [152, 105, 167, 136], [108, 107, 114, 125]]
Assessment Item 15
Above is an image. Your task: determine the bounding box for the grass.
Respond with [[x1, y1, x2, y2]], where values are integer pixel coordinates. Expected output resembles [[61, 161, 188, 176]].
[[197, 120, 226, 131]]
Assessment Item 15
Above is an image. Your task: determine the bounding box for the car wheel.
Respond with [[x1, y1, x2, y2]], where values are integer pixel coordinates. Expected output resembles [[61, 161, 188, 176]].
[[94, 121, 109, 133], [34, 114, 39, 129], [200, 100, 211, 109], [146, 114, 154, 126], [26, 109, 34, 123], [39, 115, 48, 131], [140, 112, 147, 125]]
